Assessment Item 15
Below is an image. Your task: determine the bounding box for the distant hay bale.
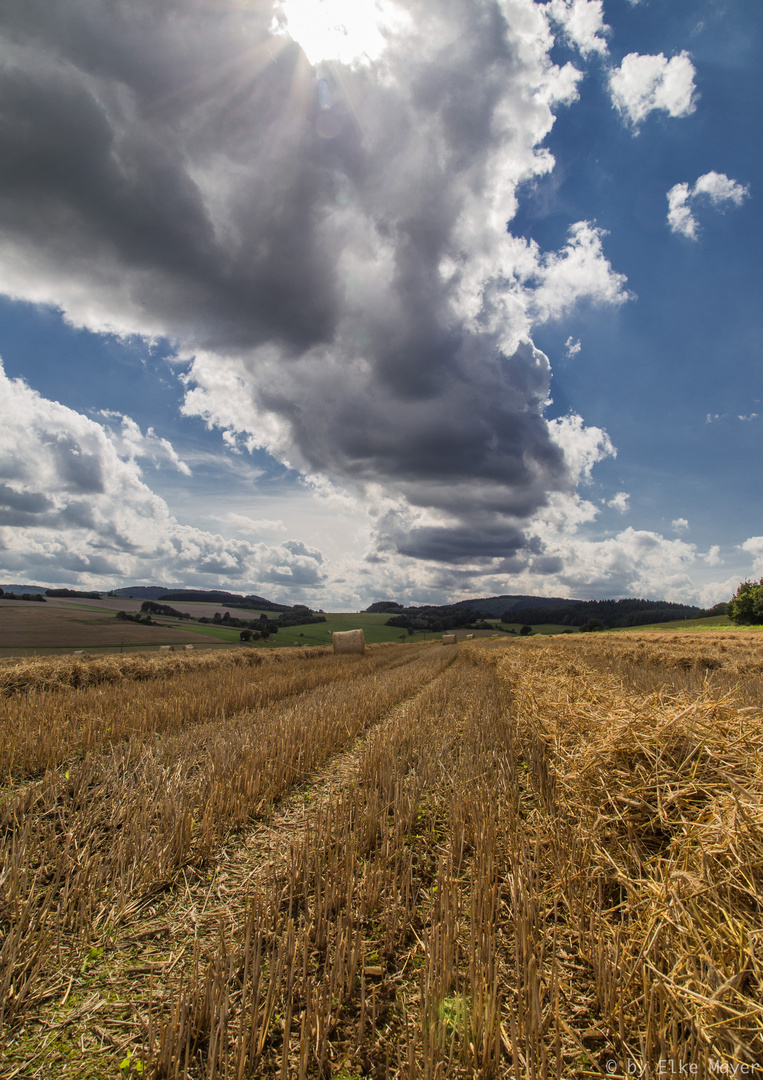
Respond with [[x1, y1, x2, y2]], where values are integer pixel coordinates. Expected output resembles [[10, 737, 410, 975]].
[[466, 634, 474, 639], [183, 644, 194, 650], [442, 634, 457, 645], [159, 645, 175, 652], [333, 629, 366, 655]]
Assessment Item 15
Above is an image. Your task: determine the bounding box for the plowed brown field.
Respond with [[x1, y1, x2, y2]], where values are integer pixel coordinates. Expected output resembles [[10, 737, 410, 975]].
[[0, 597, 205, 653]]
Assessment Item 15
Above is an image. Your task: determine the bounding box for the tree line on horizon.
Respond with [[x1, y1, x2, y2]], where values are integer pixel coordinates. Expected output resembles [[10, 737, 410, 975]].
[[366, 603, 504, 634], [502, 597, 709, 629], [113, 601, 328, 639], [364, 594, 751, 631]]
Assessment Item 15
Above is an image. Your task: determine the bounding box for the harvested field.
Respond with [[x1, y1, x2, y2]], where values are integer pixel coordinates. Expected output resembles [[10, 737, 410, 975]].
[[1, 634, 762, 1078], [579, 628, 763, 706], [0, 597, 207, 654], [0, 643, 326, 698]]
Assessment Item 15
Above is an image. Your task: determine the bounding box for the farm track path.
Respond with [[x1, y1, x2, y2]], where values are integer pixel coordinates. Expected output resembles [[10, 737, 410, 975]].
[[2, 647, 457, 1079]]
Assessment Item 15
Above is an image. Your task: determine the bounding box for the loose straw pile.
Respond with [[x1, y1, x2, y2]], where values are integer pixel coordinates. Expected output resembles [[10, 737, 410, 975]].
[[498, 637, 763, 1067]]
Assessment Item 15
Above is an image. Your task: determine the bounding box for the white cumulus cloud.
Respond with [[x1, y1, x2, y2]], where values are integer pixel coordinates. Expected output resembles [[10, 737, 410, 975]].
[[702, 545, 721, 567], [0, 361, 326, 595], [541, 527, 700, 601], [547, 412, 616, 485], [507, 221, 632, 324], [607, 492, 630, 513], [100, 412, 192, 476], [741, 537, 763, 574], [667, 171, 749, 239], [609, 51, 698, 128], [545, 0, 609, 57]]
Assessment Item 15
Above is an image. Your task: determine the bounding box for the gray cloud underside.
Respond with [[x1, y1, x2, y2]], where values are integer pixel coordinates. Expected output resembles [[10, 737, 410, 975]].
[[0, 0, 622, 565]]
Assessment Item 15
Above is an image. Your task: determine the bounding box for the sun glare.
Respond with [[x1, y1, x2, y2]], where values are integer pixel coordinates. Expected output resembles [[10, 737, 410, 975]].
[[273, 0, 403, 67]]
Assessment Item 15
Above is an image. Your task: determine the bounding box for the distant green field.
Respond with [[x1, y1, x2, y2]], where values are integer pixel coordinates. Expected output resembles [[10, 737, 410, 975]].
[[145, 611, 749, 649], [181, 613, 531, 647], [167, 622, 243, 642], [141, 611, 421, 647], [257, 612, 416, 646], [498, 616, 743, 635], [262, 617, 585, 645], [500, 615, 742, 635], [616, 614, 737, 631], [263, 617, 583, 646]]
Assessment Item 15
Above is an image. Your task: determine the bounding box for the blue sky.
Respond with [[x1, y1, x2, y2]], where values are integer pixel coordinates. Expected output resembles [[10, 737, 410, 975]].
[[0, 0, 760, 608]]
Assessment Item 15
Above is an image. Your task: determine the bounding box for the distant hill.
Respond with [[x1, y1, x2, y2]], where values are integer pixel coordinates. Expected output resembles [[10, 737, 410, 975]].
[[505, 597, 705, 629], [378, 593, 708, 631], [109, 586, 291, 611], [110, 586, 177, 600], [158, 589, 291, 612], [2, 583, 712, 628], [452, 594, 576, 618]]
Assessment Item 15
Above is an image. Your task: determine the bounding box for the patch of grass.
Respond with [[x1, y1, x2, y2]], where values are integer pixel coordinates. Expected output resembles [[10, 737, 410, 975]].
[[499, 621, 580, 635], [262, 611, 416, 647], [168, 622, 244, 642], [619, 614, 737, 630]]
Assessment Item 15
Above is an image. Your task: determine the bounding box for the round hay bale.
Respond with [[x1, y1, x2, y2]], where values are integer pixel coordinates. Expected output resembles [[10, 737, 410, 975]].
[[333, 629, 366, 655], [442, 634, 457, 645]]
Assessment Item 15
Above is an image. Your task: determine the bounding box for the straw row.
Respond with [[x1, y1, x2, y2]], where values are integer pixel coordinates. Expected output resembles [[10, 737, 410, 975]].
[[0, 645, 454, 1031], [497, 635, 763, 1069], [0, 644, 408, 779]]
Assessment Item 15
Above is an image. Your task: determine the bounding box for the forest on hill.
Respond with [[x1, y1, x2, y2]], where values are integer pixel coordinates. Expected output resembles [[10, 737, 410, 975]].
[[365, 594, 718, 632], [504, 597, 706, 628]]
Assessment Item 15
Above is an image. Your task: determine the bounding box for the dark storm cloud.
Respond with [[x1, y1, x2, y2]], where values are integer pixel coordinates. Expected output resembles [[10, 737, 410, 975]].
[[0, 0, 606, 565], [0, 485, 54, 516], [0, 1, 340, 348], [395, 523, 528, 563], [250, 334, 569, 536]]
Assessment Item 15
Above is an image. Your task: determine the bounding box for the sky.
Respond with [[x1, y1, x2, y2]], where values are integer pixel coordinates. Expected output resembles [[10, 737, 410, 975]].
[[0, 0, 760, 609]]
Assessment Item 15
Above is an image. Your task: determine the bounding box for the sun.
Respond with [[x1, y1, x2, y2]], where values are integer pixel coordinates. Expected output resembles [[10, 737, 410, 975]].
[[272, 0, 405, 67]]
